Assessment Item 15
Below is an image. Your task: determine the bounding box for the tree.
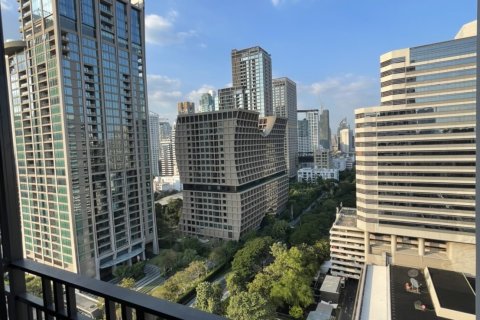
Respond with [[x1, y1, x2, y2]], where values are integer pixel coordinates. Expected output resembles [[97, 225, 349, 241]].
[[289, 305, 304, 319], [230, 237, 273, 291], [226, 292, 275, 320], [25, 275, 42, 297], [119, 277, 135, 289], [113, 261, 146, 280], [195, 282, 222, 314]]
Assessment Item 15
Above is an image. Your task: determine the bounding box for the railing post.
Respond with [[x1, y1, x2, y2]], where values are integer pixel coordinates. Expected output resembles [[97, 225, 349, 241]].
[[0, 4, 28, 320]]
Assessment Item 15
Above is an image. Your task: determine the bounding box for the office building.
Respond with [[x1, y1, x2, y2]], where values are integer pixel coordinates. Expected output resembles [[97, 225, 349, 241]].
[[334, 21, 476, 278], [149, 112, 160, 176], [176, 109, 288, 240], [5, 0, 157, 278], [217, 86, 246, 110], [159, 122, 178, 177], [231, 46, 273, 116], [199, 92, 215, 113], [339, 127, 352, 153], [178, 101, 195, 114], [159, 118, 172, 141], [297, 109, 319, 163], [273, 77, 298, 178], [319, 108, 331, 150]]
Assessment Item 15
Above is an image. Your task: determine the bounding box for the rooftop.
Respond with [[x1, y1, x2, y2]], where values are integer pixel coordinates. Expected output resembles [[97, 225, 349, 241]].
[[320, 275, 341, 294], [334, 207, 357, 228]]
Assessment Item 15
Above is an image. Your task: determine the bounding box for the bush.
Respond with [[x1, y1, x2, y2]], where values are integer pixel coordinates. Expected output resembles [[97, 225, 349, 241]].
[[113, 261, 146, 280]]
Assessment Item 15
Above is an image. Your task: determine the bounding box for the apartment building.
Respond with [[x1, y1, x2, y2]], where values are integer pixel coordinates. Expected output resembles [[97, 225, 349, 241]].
[[5, 0, 157, 278], [273, 77, 298, 178]]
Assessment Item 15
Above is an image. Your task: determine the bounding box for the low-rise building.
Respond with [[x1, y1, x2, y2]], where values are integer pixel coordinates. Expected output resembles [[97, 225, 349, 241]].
[[329, 207, 365, 279], [297, 167, 339, 182]]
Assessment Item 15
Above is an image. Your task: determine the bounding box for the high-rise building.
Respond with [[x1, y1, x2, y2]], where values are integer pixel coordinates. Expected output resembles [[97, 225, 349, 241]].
[[178, 101, 195, 114], [199, 92, 215, 113], [297, 109, 319, 158], [176, 109, 288, 240], [159, 118, 172, 141], [149, 112, 160, 176], [339, 127, 352, 154], [273, 77, 298, 178], [159, 121, 177, 177], [314, 147, 331, 169], [217, 86, 246, 110], [231, 46, 273, 116], [332, 21, 476, 278], [319, 108, 331, 150], [5, 0, 157, 278]]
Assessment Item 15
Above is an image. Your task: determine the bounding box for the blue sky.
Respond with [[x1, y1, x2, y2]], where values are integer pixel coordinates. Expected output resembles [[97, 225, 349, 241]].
[[1, 0, 476, 127]]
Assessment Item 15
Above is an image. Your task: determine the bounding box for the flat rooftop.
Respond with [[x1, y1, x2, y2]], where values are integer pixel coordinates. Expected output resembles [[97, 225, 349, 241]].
[[390, 266, 448, 320], [320, 275, 341, 293], [335, 207, 357, 227], [360, 265, 389, 320], [428, 268, 475, 315]]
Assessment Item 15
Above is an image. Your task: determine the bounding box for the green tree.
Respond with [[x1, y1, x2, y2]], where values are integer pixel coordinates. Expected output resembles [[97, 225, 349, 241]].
[[226, 291, 275, 320], [119, 277, 135, 289], [289, 305, 304, 319], [25, 275, 42, 297], [195, 281, 222, 314]]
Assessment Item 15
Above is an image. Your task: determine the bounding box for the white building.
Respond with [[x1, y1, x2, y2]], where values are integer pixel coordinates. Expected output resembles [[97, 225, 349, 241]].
[[297, 167, 339, 182]]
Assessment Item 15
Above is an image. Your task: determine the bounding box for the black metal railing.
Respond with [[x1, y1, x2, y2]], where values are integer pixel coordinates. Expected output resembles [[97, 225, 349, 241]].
[[5, 259, 224, 320], [0, 4, 224, 320]]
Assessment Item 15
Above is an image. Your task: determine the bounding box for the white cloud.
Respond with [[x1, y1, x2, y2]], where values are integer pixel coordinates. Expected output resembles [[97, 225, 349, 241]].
[[147, 74, 183, 121], [145, 10, 196, 45], [187, 84, 216, 105], [271, 0, 282, 6], [1, 0, 12, 10], [299, 74, 379, 126]]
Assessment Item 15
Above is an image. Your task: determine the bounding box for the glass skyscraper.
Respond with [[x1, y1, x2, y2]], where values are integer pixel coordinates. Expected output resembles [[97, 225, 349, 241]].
[[5, 0, 157, 279]]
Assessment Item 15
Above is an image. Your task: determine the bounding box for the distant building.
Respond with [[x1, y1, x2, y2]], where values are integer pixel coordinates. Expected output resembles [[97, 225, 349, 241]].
[[217, 86, 246, 110], [149, 112, 160, 176], [231, 46, 273, 117], [159, 122, 177, 176], [297, 109, 319, 156], [154, 176, 182, 192], [176, 109, 288, 240], [159, 118, 172, 141], [297, 167, 339, 182], [199, 92, 215, 113], [314, 147, 331, 169], [319, 108, 331, 150], [273, 77, 298, 178], [178, 101, 195, 114], [339, 127, 352, 153]]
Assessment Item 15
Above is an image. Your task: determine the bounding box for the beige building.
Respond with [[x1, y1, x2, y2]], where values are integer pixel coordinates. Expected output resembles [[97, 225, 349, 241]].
[[330, 207, 365, 279], [331, 21, 476, 281], [314, 147, 331, 169], [175, 109, 288, 240], [354, 21, 476, 275], [178, 101, 195, 114]]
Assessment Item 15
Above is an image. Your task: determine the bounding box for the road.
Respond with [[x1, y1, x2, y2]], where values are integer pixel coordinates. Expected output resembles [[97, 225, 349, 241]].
[[289, 193, 325, 227]]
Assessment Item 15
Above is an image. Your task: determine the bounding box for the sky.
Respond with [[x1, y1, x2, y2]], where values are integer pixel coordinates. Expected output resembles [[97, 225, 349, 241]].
[[1, 0, 476, 128]]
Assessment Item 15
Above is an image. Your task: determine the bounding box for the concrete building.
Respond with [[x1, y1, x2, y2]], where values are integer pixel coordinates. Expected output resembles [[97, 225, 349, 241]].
[[319, 108, 331, 150], [329, 207, 365, 279], [175, 109, 288, 240], [178, 101, 195, 114], [314, 147, 331, 169], [217, 86, 246, 110], [4, 0, 157, 278], [149, 112, 160, 176], [231, 46, 273, 117], [159, 122, 178, 177], [199, 92, 215, 113], [297, 109, 319, 158], [332, 21, 476, 280], [273, 77, 298, 178], [297, 168, 339, 182], [339, 127, 353, 153], [159, 118, 172, 141]]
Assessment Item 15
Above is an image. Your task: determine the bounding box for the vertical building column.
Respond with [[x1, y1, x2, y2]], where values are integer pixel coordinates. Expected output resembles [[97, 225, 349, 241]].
[[364, 231, 370, 255], [391, 235, 397, 256], [418, 238, 425, 256]]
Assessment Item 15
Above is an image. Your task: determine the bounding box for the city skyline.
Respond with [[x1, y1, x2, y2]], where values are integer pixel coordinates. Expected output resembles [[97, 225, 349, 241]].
[[1, 0, 475, 127]]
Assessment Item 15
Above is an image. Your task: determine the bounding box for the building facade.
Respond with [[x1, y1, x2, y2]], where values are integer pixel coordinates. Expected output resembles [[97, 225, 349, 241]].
[[199, 92, 215, 113], [273, 77, 298, 178], [5, 0, 157, 278], [149, 112, 160, 176], [319, 108, 331, 150], [339, 127, 352, 154], [297, 167, 339, 182], [175, 109, 288, 240], [217, 86, 245, 110], [314, 147, 331, 169], [297, 109, 319, 156], [178, 101, 195, 114], [231, 46, 273, 117], [354, 22, 476, 274]]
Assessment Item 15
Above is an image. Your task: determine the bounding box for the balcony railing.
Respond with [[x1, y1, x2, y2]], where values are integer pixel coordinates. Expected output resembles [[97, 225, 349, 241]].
[[4, 259, 224, 320], [0, 8, 224, 320]]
